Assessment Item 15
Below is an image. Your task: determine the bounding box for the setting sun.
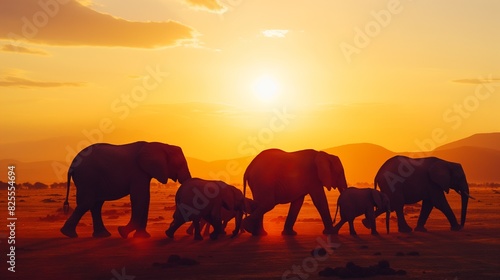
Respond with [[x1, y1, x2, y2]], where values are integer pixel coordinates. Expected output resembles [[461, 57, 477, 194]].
[[252, 75, 280, 103]]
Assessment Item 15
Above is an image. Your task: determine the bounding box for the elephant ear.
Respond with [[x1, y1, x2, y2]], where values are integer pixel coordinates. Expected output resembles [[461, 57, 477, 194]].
[[221, 183, 241, 211], [371, 190, 384, 209], [233, 186, 245, 211], [429, 160, 451, 193], [138, 143, 169, 184], [216, 182, 231, 211], [165, 145, 191, 183], [315, 151, 334, 190]]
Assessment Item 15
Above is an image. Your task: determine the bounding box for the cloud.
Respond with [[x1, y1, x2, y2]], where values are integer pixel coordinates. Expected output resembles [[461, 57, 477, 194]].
[[452, 77, 500, 84], [183, 0, 227, 13], [0, 44, 48, 55], [0, 0, 196, 48], [262, 30, 289, 38], [0, 76, 85, 88]]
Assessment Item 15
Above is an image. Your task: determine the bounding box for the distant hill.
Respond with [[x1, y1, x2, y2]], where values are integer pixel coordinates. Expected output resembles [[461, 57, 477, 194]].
[[186, 156, 253, 186], [0, 136, 81, 162], [0, 159, 67, 184], [1, 133, 499, 184], [406, 147, 500, 183], [323, 143, 395, 184], [436, 132, 500, 151]]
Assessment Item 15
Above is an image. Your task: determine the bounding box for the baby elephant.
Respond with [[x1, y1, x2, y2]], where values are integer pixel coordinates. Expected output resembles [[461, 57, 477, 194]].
[[332, 187, 390, 235], [165, 178, 245, 240], [186, 197, 256, 236]]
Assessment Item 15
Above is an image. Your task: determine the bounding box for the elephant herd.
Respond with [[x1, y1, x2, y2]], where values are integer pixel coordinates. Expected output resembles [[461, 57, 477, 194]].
[[60, 141, 473, 239]]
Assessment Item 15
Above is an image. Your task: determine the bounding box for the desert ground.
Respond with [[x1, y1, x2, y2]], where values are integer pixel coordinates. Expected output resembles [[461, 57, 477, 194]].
[[0, 184, 499, 280]]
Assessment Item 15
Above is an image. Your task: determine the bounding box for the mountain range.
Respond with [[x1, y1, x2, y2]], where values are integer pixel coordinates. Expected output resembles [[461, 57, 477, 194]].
[[1, 133, 499, 184]]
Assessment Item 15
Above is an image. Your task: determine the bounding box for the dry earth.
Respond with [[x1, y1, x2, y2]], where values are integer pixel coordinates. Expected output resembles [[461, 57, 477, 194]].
[[0, 185, 499, 279]]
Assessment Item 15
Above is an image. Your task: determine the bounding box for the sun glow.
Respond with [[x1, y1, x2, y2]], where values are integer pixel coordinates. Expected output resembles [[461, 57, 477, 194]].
[[252, 75, 280, 103]]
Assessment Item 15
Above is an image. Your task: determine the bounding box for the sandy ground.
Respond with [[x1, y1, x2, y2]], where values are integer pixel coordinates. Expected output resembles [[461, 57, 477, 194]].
[[0, 185, 499, 280]]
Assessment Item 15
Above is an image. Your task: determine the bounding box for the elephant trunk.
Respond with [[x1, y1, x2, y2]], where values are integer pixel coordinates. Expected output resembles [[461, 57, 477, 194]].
[[460, 185, 469, 227], [178, 169, 192, 184], [232, 210, 243, 238]]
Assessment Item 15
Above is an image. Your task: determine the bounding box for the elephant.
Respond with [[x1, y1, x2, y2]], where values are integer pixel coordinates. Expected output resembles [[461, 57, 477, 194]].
[[371, 155, 473, 233], [60, 141, 191, 238], [332, 187, 390, 235], [185, 197, 257, 236], [165, 178, 245, 240], [242, 149, 348, 236]]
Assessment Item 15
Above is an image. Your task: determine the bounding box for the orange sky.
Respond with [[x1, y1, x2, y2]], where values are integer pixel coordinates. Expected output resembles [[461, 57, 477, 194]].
[[1, 0, 499, 161]]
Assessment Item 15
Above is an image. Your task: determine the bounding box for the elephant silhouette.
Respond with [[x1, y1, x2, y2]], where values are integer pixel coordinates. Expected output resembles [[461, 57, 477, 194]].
[[371, 156, 473, 233], [242, 149, 348, 236], [60, 141, 191, 238]]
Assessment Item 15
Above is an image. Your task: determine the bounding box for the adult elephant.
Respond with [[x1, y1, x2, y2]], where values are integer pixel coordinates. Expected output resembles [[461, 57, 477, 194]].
[[60, 141, 191, 238], [372, 155, 473, 233], [242, 149, 348, 236]]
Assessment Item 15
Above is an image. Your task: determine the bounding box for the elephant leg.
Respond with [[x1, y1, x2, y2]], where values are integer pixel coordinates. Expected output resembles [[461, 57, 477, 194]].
[[61, 203, 91, 238], [332, 219, 347, 235], [395, 206, 412, 233], [309, 189, 335, 234], [90, 201, 111, 238], [210, 220, 223, 240], [193, 219, 203, 240], [365, 211, 378, 235], [201, 219, 212, 236], [433, 193, 461, 231], [362, 208, 384, 229], [165, 210, 186, 239], [186, 223, 195, 235], [347, 220, 357, 236], [209, 208, 223, 240], [282, 196, 305, 235], [415, 199, 433, 232], [242, 214, 267, 236], [257, 216, 267, 236], [118, 219, 135, 239], [390, 192, 412, 232], [242, 205, 272, 236], [186, 220, 208, 236], [221, 218, 229, 235], [132, 191, 151, 238], [119, 185, 151, 239]]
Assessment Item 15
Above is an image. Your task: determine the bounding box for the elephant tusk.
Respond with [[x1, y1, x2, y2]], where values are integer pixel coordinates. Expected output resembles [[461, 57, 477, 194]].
[[463, 191, 476, 200]]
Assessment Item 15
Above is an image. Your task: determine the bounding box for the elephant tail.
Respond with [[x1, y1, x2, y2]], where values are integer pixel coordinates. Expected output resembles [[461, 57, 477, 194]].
[[63, 169, 72, 214], [242, 169, 249, 217], [243, 177, 247, 200], [385, 210, 390, 234], [373, 178, 379, 190]]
